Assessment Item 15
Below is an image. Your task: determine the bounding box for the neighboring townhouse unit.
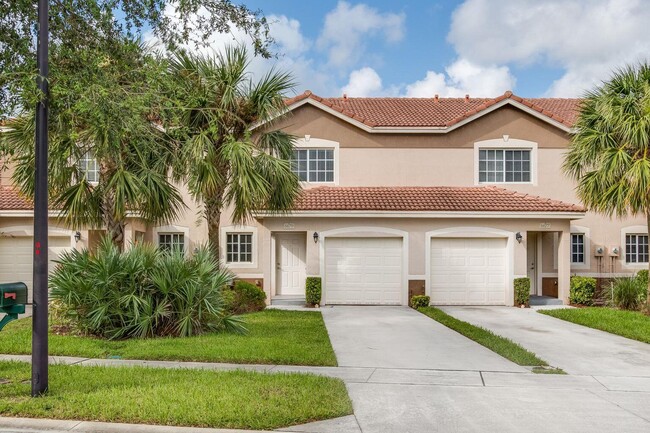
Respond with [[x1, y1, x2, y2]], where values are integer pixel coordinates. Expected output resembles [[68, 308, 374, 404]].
[[1, 91, 646, 306]]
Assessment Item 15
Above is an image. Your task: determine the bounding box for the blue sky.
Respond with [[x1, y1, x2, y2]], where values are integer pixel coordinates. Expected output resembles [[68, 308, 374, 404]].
[[153, 0, 650, 98]]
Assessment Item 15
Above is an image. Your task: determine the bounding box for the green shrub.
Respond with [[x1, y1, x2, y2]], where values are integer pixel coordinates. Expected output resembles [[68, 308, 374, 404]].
[[229, 280, 267, 314], [569, 276, 596, 306], [50, 237, 243, 339], [636, 269, 649, 287], [306, 277, 322, 306], [613, 277, 645, 310], [411, 295, 430, 309], [514, 278, 530, 306]]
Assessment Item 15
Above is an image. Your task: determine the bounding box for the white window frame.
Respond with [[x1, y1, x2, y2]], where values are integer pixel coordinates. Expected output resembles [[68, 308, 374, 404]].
[[625, 234, 649, 264], [158, 232, 185, 253], [474, 138, 538, 186], [220, 225, 258, 269], [292, 137, 339, 185], [153, 225, 190, 255], [621, 226, 648, 269], [569, 225, 590, 270], [78, 151, 99, 184]]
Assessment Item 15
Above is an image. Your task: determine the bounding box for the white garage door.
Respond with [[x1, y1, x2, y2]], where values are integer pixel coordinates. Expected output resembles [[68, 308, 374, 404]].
[[0, 236, 71, 301], [430, 237, 507, 305], [325, 237, 403, 305]]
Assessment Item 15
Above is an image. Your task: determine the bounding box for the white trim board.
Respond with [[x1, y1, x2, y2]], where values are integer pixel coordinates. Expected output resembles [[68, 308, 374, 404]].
[[258, 211, 585, 219]]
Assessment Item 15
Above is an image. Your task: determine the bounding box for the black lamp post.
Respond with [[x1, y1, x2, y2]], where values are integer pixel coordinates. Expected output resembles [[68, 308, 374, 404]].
[[32, 0, 49, 397]]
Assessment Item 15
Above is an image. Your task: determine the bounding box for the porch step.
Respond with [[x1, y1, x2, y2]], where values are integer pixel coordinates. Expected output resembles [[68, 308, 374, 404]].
[[530, 295, 564, 306], [271, 296, 306, 306]]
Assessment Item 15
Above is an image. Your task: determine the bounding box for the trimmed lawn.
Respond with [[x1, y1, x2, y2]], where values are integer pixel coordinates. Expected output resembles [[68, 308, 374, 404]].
[[0, 361, 352, 430], [418, 307, 564, 373], [0, 310, 337, 366], [539, 307, 650, 343]]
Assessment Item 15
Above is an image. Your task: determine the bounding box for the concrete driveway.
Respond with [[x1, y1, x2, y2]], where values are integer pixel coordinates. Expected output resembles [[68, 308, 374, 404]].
[[440, 306, 650, 377], [316, 305, 650, 433], [321, 306, 524, 372]]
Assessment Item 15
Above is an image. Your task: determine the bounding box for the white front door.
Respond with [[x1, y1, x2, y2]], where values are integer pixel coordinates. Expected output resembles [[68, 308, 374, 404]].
[[527, 233, 538, 295], [324, 237, 403, 305], [430, 237, 507, 305], [276, 233, 306, 296]]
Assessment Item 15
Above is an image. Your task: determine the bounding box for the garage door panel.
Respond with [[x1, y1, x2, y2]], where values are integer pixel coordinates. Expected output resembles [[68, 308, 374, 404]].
[[325, 237, 403, 305], [0, 236, 71, 302], [430, 237, 507, 305]]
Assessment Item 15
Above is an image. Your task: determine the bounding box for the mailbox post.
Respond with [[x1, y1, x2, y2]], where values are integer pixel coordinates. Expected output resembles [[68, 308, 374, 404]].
[[0, 283, 28, 331]]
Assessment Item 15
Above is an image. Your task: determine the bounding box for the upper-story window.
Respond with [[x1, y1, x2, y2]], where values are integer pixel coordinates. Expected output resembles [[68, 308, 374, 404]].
[[78, 151, 99, 184], [571, 233, 585, 264], [292, 149, 334, 182], [478, 149, 531, 183], [625, 234, 648, 263]]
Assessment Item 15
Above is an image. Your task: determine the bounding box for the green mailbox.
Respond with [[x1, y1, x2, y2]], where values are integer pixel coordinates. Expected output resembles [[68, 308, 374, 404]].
[[0, 282, 28, 331]]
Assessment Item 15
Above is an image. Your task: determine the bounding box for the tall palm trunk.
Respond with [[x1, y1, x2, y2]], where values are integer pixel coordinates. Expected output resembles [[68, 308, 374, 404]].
[[99, 163, 125, 251], [101, 192, 125, 251], [205, 188, 225, 259]]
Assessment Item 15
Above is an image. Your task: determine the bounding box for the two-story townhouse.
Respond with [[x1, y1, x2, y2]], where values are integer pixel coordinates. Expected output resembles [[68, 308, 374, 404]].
[[1, 91, 646, 306]]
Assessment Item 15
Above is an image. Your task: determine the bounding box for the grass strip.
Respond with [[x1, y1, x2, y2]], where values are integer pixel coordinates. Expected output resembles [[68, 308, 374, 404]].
[[418, 307, 564, 374], [539, 307, 650, 343], [0, 361, 352, 430], [0, 309, 337, 366]]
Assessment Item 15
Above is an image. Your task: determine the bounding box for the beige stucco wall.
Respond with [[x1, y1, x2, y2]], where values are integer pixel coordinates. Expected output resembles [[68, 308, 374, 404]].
[[2, 102, 647, 305]]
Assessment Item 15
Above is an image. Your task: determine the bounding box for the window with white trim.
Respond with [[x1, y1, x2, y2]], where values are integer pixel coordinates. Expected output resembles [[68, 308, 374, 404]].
[[626, 234, 648, 263], [226, 233, 253, 263], [292, 149, 334, 182], [78, 151, 99, 183], [571, 233, 585, 264], [159, 233, 184, 253], [478, 149, 531, 183]]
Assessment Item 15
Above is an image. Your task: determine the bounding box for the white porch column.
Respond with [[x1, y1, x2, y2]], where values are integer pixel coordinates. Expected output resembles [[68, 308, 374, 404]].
[[557, 229, 570, 304]]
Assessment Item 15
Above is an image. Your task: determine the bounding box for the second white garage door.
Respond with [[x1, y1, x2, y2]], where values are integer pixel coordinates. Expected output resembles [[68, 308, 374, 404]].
[[430, 237, 507, 305], [0, 236, 72, 301], [325, 237, 403, 305]]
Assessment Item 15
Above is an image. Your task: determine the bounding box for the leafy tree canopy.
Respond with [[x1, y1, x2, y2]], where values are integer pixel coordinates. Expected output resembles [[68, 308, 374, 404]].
[[0, 0, 272, 117]]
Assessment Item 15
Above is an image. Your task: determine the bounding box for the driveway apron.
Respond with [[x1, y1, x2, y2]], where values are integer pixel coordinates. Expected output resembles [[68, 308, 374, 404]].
[[440, 306, 650, 377]]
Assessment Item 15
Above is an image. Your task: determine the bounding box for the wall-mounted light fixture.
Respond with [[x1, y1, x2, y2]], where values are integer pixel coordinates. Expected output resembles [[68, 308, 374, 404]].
[[515, 232, 523, 244], [313, 232, 319, 243], [74, 231, 81, 243]]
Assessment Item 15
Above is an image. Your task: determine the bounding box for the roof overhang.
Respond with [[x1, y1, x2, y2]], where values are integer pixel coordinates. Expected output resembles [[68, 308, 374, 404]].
[[281, 97, 575, 134], [256, 210, 586, 220]]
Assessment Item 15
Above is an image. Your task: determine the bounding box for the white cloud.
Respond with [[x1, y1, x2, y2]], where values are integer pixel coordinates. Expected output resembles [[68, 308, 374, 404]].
[[341, 67, 384, 96], [317, 1, 405, 67], [405, 59, 515, 97], [448, 0, 650, 96]]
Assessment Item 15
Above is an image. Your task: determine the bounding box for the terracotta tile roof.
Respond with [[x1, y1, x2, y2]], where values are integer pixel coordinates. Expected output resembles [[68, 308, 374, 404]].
[[0, 186, 31, 210], [285, 90, 581, 128], [292, 186, 584, 213]]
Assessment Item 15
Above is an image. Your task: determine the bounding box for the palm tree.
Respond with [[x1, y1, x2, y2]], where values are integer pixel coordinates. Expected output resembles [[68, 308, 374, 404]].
[[564, 63, 650, 302], [167, 46, 300, 255], [0, 39, 184, 250]]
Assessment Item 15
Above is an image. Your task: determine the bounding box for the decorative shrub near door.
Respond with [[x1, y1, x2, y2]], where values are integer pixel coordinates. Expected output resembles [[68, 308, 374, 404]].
[[227, 281, 267, 314], [569, 276, 596, 306], [514, 278, 530, 307], [306, 277, 322, 306], [410, 295, 430, 309], [50, 238, 242, 339]]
